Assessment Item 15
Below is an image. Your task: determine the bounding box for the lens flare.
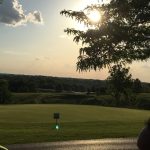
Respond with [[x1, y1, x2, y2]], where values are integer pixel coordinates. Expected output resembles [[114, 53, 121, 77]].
[[87, 10, 101, 23]]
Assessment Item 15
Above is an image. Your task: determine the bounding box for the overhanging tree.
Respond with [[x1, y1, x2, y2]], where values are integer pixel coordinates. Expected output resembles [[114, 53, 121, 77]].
[[60, 0, 150, 71]]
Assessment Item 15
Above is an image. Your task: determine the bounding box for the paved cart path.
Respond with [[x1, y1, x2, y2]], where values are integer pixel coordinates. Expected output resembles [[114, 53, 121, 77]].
[[7, 138, 138, 150]]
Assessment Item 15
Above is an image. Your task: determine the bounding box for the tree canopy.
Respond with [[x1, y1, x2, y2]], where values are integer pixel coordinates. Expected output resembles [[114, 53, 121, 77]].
[[60, 0, 150, 71]]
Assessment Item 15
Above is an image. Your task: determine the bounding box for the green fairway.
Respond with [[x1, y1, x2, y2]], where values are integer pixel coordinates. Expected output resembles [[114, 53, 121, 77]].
[[0, 104, 149, 145]]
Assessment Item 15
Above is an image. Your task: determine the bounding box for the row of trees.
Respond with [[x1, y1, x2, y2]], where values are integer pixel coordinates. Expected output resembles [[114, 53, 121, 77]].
[[0, 74, 106, 93], [0, 73, 145, 91], [0, 74, 146, 104]]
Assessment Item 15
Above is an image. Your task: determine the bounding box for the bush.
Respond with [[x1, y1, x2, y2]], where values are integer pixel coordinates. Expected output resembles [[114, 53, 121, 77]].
[[136, 97, 150, 110], [0, 80, 11, 104]]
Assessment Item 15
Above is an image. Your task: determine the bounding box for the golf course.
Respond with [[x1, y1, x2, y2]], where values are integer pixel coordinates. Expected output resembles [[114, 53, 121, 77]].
[[0, 104, 149, 145]]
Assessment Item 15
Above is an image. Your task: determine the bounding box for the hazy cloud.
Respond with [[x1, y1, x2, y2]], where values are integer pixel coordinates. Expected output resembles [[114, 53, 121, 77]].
[[35, 56, 50, 61], [142, 64, 150, 69], [35, 57, 40, 61], [3, 50, 29, 56], [59, 35, 70, 39], [44, 56, 50, 60], [0, 0, 43, 27]]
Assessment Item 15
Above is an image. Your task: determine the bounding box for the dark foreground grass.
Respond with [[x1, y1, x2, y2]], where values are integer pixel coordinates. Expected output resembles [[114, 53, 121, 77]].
[[0, 104, 149, 145]]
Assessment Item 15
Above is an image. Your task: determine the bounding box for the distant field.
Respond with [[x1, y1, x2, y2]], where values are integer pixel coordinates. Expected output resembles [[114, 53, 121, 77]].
[[0, 104, 149, 145]]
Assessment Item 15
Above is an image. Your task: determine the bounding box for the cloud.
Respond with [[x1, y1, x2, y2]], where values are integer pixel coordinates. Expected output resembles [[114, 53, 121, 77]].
[[142, 64, 150, 69], [3, 50, 29, 56], [27, 11, 43, 24], [35, 56, 50, 61], [35, 57, 40, 61], [59, 35, 70, 39], [0, 0, 43, 27]]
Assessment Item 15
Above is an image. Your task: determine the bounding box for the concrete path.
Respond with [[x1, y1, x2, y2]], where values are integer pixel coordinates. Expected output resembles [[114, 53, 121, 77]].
[[7, 138, 138, 150]]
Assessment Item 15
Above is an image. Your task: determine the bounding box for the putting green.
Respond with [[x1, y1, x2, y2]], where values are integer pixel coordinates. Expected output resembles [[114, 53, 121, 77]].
[[0, 104, 149, 145]]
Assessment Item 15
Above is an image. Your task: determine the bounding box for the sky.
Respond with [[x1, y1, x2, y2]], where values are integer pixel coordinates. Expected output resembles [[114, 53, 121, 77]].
[[0, 0, 150, 82]]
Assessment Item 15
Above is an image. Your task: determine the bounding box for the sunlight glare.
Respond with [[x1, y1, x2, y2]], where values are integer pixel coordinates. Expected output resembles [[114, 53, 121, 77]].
[[87, 10, 101, 23], [74, 0, 104, 31]]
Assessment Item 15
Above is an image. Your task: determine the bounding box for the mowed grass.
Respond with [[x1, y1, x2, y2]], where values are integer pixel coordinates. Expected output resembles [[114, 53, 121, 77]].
[[0, 104, 149, 145]]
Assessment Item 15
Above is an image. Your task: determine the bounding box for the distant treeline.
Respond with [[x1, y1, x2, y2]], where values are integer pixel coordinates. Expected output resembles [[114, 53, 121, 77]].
[[0, 74, 150, 109], [0, 74, 106, 94], [0, 73, 150, 93]]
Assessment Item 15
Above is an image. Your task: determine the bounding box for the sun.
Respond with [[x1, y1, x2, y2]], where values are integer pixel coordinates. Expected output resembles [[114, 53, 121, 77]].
[[75, 10, 101, 31], [87, 10, 101, 23]]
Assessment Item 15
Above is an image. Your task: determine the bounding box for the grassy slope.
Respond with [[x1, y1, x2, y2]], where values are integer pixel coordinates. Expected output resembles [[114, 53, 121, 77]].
[[0, 104, 149, 145]]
